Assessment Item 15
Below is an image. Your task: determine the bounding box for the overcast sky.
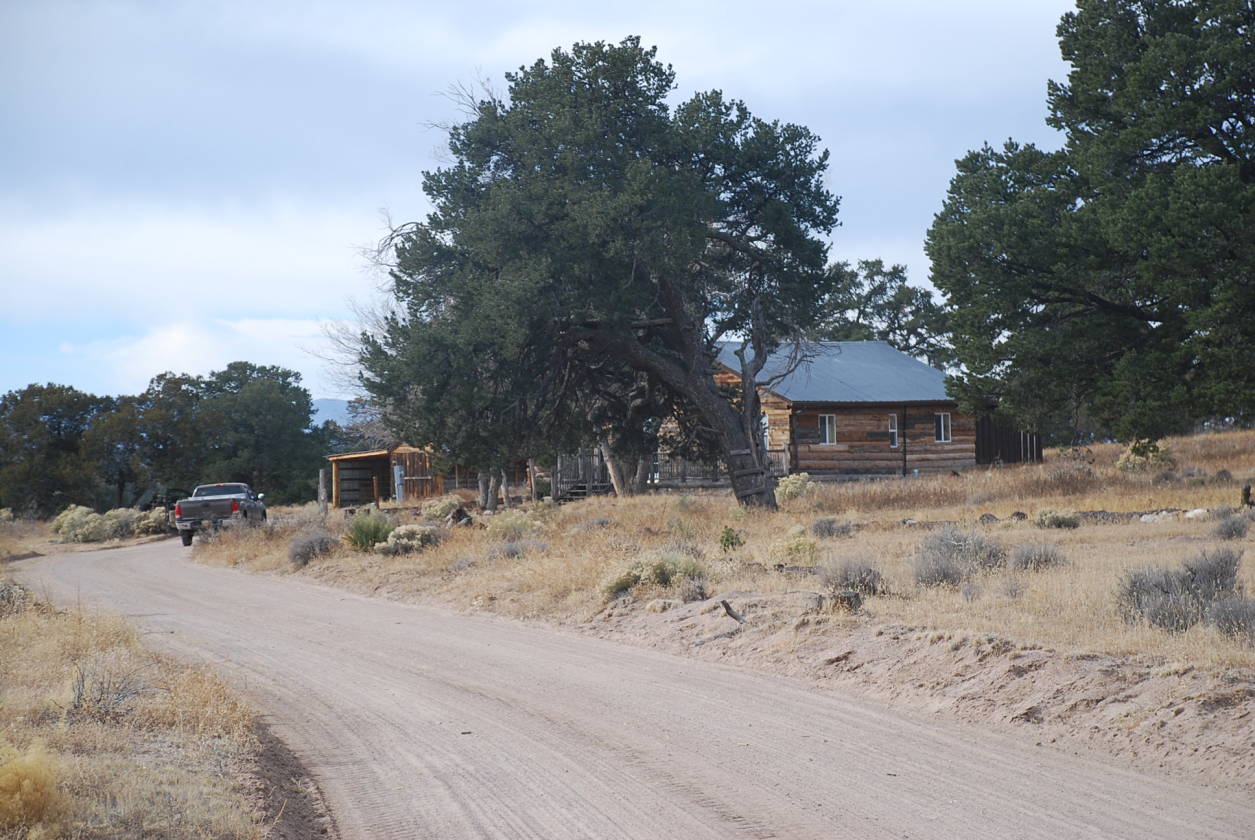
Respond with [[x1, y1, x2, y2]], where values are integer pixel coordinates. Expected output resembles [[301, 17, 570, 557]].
[[0, 0, 1074, 401]]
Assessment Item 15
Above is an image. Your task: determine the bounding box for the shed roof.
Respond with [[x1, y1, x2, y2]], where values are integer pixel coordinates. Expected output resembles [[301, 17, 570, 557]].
[[715, 341, 952, 404]]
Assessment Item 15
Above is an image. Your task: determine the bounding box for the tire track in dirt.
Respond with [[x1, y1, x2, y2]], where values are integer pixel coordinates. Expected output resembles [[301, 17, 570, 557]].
[[16, 541, 1255, 840]]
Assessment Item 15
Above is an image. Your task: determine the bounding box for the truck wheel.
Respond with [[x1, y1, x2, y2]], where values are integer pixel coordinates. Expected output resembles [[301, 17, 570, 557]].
[[181, 531, 193, 546]]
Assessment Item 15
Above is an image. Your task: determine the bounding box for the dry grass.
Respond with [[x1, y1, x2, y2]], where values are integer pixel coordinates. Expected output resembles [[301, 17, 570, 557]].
[[0, 582, 262, 839], [0, 519, 48, 562], [196, 428, 1255, 668]]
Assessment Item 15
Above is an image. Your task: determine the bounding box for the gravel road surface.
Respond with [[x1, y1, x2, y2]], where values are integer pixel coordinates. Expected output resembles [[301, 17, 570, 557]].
[[15, 541, 1255, 839]]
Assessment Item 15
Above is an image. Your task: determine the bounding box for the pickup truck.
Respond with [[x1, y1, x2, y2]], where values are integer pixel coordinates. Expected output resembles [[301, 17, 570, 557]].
[[172, 483, 266, 545]]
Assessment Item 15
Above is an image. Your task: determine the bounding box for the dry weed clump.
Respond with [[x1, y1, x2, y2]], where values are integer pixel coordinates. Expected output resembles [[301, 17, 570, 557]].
[[1116, 438, 1178, 473], [1035, 508, 1080, 529], [288, 531, 337, 569], [1212, 515, 1249, 540], [485, 510, 544, 541], [811, 517, 853, 538], [345, 511, 395, 551], [0, 740, 59, 831], [1011, 542, 1068, 571], [775, 473, 817, 503], [376, 525, 444, 556], [1204, 597, 1255, 644], [0, 580, 264, 837]]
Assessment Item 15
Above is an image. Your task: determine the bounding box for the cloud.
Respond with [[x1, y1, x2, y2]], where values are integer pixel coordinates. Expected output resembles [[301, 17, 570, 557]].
[[55, 317, 350, 398]]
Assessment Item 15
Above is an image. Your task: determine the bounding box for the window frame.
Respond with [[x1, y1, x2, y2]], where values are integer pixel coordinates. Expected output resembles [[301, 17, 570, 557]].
[[888, 413, 899, 449], [818, 413, 836, 445], [934, 412, 952, 443]]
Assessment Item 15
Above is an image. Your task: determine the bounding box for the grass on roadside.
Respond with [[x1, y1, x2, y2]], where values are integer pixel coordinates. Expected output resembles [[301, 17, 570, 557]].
[[0, 580, 263, 839]]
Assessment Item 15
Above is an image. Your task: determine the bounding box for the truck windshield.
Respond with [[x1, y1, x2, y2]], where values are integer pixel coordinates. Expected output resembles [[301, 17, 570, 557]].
[[193, 484, 247, 497]]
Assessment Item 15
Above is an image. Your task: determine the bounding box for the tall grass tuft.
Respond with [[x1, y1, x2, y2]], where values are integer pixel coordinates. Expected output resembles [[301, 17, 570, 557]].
[[601, 550, 707, 600], [0, 740, 59, 830], [1011, 542, 1068, 571], [818, 558, 885, 596], [345, 512, 394, 551]]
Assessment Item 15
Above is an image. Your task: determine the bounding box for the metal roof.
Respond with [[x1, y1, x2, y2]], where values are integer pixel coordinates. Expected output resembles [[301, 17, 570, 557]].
[[715, 341, 953, 404]]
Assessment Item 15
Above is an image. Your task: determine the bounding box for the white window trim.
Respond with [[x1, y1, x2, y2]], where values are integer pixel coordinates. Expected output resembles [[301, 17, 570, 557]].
[[818, 414, 836, 445], [935, 412, 952, 443], [888, 413, 899, 448]]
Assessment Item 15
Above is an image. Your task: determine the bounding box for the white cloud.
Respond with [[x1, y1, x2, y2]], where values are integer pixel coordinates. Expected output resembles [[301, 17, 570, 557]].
[[56, 317, 351, 398]]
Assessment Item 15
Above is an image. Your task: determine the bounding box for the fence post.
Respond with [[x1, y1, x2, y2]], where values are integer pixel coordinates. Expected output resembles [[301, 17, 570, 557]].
[[318, 468, 328, 517]]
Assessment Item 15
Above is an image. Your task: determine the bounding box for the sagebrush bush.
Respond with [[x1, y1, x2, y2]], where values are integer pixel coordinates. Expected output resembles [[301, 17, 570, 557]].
[[135, 507, 171, 535], [376, 524, 444, 556], [1116, 438, 1176, 473], [818, 558, 885, 596], [50, 505, 95, 539], [0, 740, 59, 829], [489, 539, 549, 559], [420, 495, 464, 521], [1212, 516, 1249, 540], [776, 473, 816, 503], [100, 508, 140, 539], [0, 581, 29, 617], [914, 527, 1006, 586], [0, 509, 13, 523], [1211, 468, 1235, 485], [485, 510, 542, 541], [1035, 509, 1080, 529], [1012, 542, 1068, 571], [345, 513, 394, 551], [779, 535, 819, 565], [719, 526, 744, 552], [1204, 597, 1255, 644], [811, 517, 853, 539], [601, 550, 707, 600], [1117, 548, 1243, 632], [288, 531, 337, 568]]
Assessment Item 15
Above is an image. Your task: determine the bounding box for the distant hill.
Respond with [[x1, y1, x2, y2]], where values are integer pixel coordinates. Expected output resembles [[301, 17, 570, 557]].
[[312, 398, 351, 426]]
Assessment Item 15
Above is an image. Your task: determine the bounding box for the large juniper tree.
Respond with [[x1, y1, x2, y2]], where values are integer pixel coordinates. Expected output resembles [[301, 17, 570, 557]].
[[928, 0, 1254, 440], [362, 38, 840, 507]]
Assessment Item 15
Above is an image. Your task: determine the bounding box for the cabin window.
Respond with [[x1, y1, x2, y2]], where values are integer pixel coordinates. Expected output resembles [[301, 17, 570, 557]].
[[934, 412, 952, 443], [888, 414, 899, 448], [818, 414, 836, 445]]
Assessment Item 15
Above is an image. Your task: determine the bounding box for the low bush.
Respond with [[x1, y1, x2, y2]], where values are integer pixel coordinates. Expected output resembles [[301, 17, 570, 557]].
[[913, 527, 1006, 586], [776, 473, 817, 503], [135, 507, 171, 535], [0, 508, 13, 523], [485, 510, 542, 542], [1204, 597, 1255, 644], [719, 526, 744, 553], [818, 558, 885, 596], [288, 531, 337, 568], [1211, 468, 1235, 485], [1011, 542, 1068, 571], [1212, 516, 1249, 540], [345, 512, 394, 551], [601, 550, 707, 600], [420, 495, 464, 521], [100, 508, 140, 539], [1117, 548, 1243, 632], [489, 539, 548, 560], [779, 535, 819, 565], [1035, 509, 1080, 529], [0, 581, 29, 617], [667, 516, 697, 541], [1116, 438, 1177, 473], [811, 517, 853, 539], [568, 517, 613, 534], [376, 525, 444, 556]]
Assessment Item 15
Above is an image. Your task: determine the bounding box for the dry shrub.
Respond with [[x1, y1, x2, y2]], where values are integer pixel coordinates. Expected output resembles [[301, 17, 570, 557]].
[[1116, 438, 1177, 473], [485, 510, 543, 541], [136, 666, 253, 741], [1212, 516, 1249, 540], [1117, 548, 1243, 632], [777, 534, 819, 565], [914, 527, 1006, 586], [376, 525, 444, 556], [288, 531, 336, 568], [345, 512, 394, 551], [1204, 597, 1255, 644], [68, 657, 147, 723], [489, 539, 549, 560], [1011, 542, 1068, 571], [0, 740, 59, 830], [420, 495, 464, 521], [775, 473, 817, 503], [811, 517, 853, 538], [818, 558, 885, 596], [601, 550, 707, 600], [1035, 508, 1080, 529]]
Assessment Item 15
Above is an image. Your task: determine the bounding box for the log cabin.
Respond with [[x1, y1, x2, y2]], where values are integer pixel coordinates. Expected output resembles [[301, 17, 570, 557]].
[[715, 341, 980, 476]]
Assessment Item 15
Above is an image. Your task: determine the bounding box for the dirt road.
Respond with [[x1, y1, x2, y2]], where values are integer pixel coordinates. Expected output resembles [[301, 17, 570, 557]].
[[15, 541, 1254, 839]]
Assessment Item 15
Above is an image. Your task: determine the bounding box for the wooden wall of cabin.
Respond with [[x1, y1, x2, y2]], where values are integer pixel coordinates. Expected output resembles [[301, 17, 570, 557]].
[[789, 405, 975, 474]]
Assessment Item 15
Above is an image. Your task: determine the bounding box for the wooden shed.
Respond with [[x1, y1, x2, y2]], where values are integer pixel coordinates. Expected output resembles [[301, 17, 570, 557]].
[[716, 341, 987, 476], [327, 445, 444, 507]]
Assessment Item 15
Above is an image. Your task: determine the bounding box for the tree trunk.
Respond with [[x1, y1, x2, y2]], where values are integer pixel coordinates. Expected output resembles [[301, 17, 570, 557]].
[[477, 471, 490, 509], [599, 440, 628, 497], [528, 459, 538, 502], [485, 473, 501, 512], [631, 456, 650, 495], [500, 469, 512, 509]]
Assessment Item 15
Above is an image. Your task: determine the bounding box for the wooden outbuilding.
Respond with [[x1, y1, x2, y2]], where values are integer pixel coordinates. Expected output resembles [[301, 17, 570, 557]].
[[715, 341, 1033, 476], [327, 445, 445, 507]]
